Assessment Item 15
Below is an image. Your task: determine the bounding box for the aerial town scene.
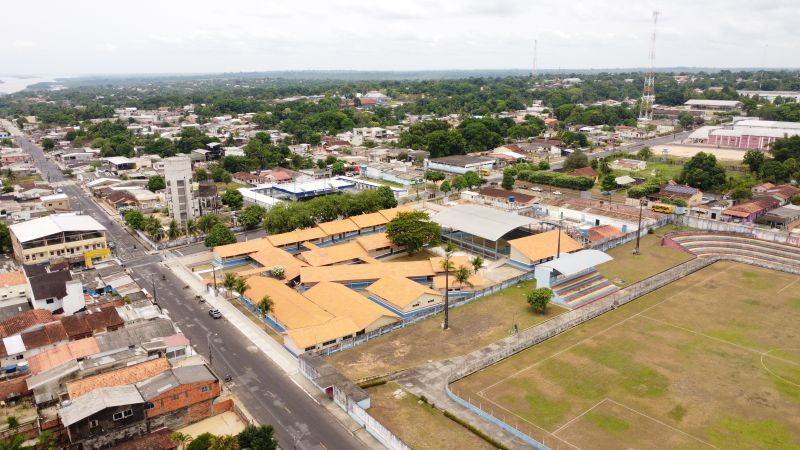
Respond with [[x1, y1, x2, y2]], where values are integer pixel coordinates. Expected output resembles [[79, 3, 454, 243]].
[[0, 1, 798, 449]]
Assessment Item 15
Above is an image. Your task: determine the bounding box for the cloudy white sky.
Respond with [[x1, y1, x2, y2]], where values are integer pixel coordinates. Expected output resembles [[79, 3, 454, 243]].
[[2, 0, 797, 75]]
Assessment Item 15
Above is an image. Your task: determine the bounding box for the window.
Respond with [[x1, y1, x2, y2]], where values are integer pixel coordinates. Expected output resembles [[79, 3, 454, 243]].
[[144, 402, 154, 410], [171, 394, 180, 401], [427, 299, 436, 304], [89, 420, 99, 428], [200, 386, 210, 393], [16, 355, 23, 360], [46, 299, 55, 304], [112, 409, 133, 421]]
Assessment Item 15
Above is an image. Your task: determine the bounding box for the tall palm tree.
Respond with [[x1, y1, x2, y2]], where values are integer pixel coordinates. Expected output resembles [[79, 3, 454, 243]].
[[233, 277, 249, 299], [185, 218, 199, 237], [208, 434, 240, 450], [222, 272, 238, 298], [258, 295, 274, 317], [170, 432, 193, 450], [440, 242, 456, 330], [454, 266, 474, 290], [167, 220, 182, 240]]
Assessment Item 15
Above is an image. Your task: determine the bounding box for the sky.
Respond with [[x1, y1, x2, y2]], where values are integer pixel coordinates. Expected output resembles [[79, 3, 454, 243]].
[[1, 0, 798, 75]]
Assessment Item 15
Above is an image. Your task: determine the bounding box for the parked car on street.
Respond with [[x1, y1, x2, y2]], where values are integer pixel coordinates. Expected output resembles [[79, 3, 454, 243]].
[[209, 309, 222, 319]]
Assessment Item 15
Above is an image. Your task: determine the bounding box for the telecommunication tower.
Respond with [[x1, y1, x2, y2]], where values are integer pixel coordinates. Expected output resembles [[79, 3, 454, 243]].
[[532, 40, 538, 79], [639, 11, 660, 121]]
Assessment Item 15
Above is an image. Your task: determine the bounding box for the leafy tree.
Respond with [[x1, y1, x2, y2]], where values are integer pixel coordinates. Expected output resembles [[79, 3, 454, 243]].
[[195, 167, 210, 181], [637, 146, 653, 161], [221, 188, 244, 210], [561, 131, 589, 148], [0, 434, 25, 450], [425, 130, 467, 157], [743, 150, 766, 173], [205, 223, 237, 247], [730, 186, 753, 201], [501, 171, 515, 190], [237, 425, 278, 450], [41, 138, 55, 150], [677, 152, 727, 191], [208, 434, 240, 450], [526, 288, 553, 314], [440, 180, 451, 194], [452, 176, 468, 191], [760, 159, 789, 183], [239, 204, 266, 229], [186, 433, 213, 450], [37, 431, 57, 450], [770, 135, 800, 162], [0, 224, 12, 254], [147, 175, 166, 192], [212, 166, 232, 183], [600, 174, 618, 192], [678, 111, 695, 129], [222, 272, 238, 298], [376, 186, 398, 208], [233, 277, 249, 298], [386, 211, 442, 255], [123, 209, 145, 230], [461, 171, 486, 189], [424, 171, 446, 183], [331, 161, 346, 175], [563, 149, 589, 170], [537, 160, 550, 170]]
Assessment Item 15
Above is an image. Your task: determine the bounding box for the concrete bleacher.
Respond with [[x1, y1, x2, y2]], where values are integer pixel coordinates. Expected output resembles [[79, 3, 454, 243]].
[[667, 232, 800, 269], [551, 269, 619, 309]]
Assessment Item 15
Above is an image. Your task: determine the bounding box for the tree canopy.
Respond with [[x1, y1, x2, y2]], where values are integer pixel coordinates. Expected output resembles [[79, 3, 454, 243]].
[[385, 211, 442, 255], [205, 223, 237, 247], [677, 152, 727, 191]]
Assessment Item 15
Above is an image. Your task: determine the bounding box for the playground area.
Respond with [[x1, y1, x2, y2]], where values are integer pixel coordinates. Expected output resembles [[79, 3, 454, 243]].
[[452, 261, 800, 449]]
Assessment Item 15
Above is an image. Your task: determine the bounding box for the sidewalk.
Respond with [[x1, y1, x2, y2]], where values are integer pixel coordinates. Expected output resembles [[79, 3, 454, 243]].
[[166, 254, 384, 449]]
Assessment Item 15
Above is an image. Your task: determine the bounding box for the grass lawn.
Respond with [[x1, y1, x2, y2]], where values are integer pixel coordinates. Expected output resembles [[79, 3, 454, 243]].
[[215, 181, 249, 191], [597, 223, 695, 286], [327, 279, 567, 381], [630, 160, 684, 181], [383, 249, 437, 262], [366, 382, 495, 450], [454, 262, 800, 449]]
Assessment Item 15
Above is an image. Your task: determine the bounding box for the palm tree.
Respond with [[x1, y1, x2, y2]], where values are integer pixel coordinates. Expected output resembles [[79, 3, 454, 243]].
[[471, 255, 484, 273], [208, 434, 240, 450], [454, 266, 474, 290], [167, 220, 182, 240], [222, 272, 238, 298], [258, 295, 274, 317], [185, 218, 199, 237], [170, 432, 193, 450], [233, 277, 249, 299], [440, 242, 456, 330]]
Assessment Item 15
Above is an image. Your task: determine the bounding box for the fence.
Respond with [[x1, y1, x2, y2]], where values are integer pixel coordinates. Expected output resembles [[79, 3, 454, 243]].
[[440, 251, 800, 449], [678, 215, 800, 246], [314, 270, 537, 357], [299, 356, 412, 450]]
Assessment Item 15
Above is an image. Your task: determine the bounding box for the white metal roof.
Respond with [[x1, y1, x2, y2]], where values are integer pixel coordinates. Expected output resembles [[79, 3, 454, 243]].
[[239, 188, 282, 207], [59, 385, 143, 426], [685, 99, 741, 107], [104, 156, 135, 165], [539, 249, 613, 276], [40, 193, 69, 202], [432, 204, 537, 242], [3, 335, 25, 355], [10, 215, 106, 243]]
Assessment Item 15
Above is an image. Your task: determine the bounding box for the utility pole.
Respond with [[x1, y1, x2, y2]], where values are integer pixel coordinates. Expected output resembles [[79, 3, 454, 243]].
[[634, 197, 647, 254], [639, 11, 660, 121], [556, 220, 563, 259], [150, 276, 158, 305]]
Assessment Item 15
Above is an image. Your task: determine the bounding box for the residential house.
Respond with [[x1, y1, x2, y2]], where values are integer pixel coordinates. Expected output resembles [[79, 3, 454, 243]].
[[568, 167, 598, 179], [0, 271, 30, 320], [59, 385, 148, 449], [647, 184, 703, 206], [721, 197, 780, 223], [609, 159, 646, 171], [135, 365, 220, 427], [23, 265, 85, 315], [759, 205, 800, 230], [40, 193, 71, 212]]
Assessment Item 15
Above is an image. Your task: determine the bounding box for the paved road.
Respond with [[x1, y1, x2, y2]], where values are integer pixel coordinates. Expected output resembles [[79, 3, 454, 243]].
[[6, 122, 363, 450]]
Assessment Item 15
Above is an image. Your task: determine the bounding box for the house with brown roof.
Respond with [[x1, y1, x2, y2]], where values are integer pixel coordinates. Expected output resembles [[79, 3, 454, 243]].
[[66, 357, 170, 399], [722, 197, 780, 223], [478, 187, 538, 209], [508, 230, 583, 268], [569, 166, 599, 180], [587, 225, 625, 243], [232, 171, 260, 185], [0, 310, 55, 338], [0, 321, 70, 368]]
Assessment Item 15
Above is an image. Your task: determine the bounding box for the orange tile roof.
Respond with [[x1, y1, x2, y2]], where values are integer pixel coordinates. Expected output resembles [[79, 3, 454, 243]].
[[267, 227, 327, 247], [366, 276, 441, 310], [433, 273, 489, 291], [588, 225, 624, 242], [28, 337, 100, 374], [354, 232, 395, 251], [349, 212, 388, 229], [248, 246, 307, 280], [300, 261, 435, 284], [244, 277, 332, 329], [302, 282, 398, 331], [299, 241, 370, 266], [508, 230, 583, 262], [66, 358, 170, 399], [0, 271, 25, 288], [213, 238, 273, 258], [378, 206, 415, 222], [316, 218, 360, 236], [283, 317, 361, 350], [0, 310, 55, 338]]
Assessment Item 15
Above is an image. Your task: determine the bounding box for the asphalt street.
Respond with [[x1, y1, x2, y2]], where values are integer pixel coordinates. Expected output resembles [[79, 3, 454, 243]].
[[549, 130, 693, 170], [6, 123, 364, 450]]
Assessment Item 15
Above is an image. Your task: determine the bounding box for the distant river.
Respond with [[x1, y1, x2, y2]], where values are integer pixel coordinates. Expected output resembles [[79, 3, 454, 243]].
[[0, 76, 56, 94]]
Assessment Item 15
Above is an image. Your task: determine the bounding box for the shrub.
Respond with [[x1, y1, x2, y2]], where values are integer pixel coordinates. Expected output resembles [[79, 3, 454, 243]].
[[442, 410, 510, 450], [515, 170, 594, 190]]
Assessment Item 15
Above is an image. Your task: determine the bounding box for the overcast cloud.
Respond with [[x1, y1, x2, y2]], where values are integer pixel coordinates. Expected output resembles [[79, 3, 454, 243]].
[[1, 0, 797, 75]]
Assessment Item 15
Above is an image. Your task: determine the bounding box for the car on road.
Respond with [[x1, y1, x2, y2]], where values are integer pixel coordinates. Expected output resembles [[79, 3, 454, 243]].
[[56, 188, 63, 193], [209, 309, 222, 319], [553, 191, 563, 196], [531, 186, 543, 192]]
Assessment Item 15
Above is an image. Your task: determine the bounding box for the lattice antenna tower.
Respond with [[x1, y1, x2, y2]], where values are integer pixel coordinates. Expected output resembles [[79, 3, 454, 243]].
[[639, 10, 660, 121], [532, 40, 538, 79]]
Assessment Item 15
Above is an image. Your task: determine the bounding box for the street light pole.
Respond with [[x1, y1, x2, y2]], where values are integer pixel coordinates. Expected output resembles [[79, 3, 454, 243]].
[[634, 197, 647, 254], [556, 219, 563, 259], [150, 277, 158, 305]]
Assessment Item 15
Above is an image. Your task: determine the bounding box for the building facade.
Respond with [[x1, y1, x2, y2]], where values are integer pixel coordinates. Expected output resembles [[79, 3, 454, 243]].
[[9, 215, 109, 268], [163, 156, 196, 225]]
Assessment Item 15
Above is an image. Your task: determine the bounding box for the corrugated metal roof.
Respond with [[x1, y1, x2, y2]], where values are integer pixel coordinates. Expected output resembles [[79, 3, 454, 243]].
[[59, 385, 143, 426], [10, 215, 106, 243], [539, 250, 614, 276], [432, 204, 536, 242]]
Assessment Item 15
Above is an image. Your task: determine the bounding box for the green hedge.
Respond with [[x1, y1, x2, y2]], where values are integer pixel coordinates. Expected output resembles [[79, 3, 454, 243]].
[[516, 170, 594, 190], [358, 379, 387, 389], [442, 410, 511, 450]]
